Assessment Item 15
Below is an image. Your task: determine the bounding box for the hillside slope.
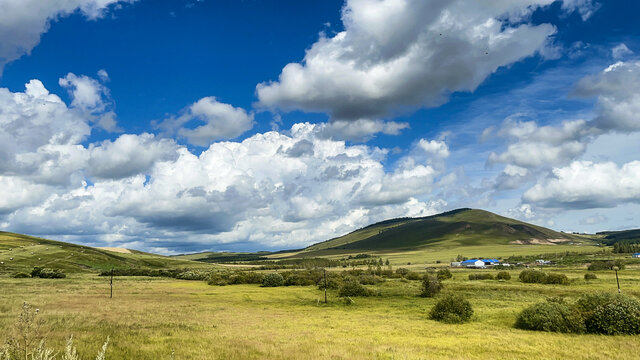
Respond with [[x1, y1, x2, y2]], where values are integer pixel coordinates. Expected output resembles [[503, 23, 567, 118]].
[[597, 229, 640, 245], [0, 231, 210, 274], [304, 208, 587, 252]]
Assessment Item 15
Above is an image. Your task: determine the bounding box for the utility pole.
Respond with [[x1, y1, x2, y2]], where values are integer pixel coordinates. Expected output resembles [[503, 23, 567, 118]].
[[323, 269, 327, 304], [614, 266, 621, 293], [110, 268, 114, 298]]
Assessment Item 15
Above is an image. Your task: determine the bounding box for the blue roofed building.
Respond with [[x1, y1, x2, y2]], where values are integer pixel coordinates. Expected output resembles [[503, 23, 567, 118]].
[[461, 259, 486, 268]]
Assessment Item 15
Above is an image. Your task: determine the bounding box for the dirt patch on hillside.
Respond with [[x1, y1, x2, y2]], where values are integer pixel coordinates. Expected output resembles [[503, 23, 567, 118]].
[[510, 238, 571, 245], [96, 247, 132, 254]]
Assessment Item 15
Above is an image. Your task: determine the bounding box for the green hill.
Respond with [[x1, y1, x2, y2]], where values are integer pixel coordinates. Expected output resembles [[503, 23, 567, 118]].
[[0, 231, 211, 274], [597, 229, 640, 245], [304, 208, 588, 252]]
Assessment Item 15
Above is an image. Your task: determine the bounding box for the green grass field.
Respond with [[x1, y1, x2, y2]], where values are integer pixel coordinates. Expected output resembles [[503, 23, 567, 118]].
[[0, 231, 218, 274], [2, 227, 640, 359], [1, 265, 639, 359]]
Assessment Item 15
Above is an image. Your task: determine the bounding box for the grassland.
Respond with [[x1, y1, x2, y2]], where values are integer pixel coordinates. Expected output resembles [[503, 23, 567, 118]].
[[2, 225, 639, 359], [0, 231, 221, 274], [2, 265, 639, 359]]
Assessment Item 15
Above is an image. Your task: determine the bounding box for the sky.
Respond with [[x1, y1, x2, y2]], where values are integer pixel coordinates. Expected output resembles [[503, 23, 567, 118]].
[[0, 0, 639, 254]]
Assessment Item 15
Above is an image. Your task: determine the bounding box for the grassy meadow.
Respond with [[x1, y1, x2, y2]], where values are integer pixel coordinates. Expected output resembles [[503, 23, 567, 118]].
[[2, 265, 639, 359], [0, 231, 217, 274], [2, 226, 640, 359]]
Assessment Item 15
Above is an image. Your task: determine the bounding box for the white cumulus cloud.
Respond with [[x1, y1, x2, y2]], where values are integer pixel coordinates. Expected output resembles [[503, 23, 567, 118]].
[[257, 0, 560, 121], [0, 0, 135, 74], [157, 96, 254, 146], [0, 79, 450, 251], [523, 160, 640, 208]]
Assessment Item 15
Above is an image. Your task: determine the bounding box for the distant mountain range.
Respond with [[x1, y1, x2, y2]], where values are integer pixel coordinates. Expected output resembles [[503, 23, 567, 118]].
[[4, 208, 638, 270]]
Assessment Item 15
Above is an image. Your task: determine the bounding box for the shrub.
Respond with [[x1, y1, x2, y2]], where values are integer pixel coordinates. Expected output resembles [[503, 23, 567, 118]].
[[227, 272, 248, 285], [496, 271, 511, 281], [30, 266, 43, 277], [175, 270, 211, 281], [545, 273, 569, 285], [261, 273, 284, 287], [207, 273, 230, 286], [584, 273, 597, 280], [575, 292, 617, 320], [395, 268, 410, 277], [318, 275, 342, 290], [429, 294, 473, 324], [436, 268, 452, 280], [420, 275, 443, 298], [99, 268, 182, 277], [586, 295, 640, 335], [338, 277, 370, 297], [283, 271, 315, 286], [12, 272, 31, 278], [519, 270, 569, 285], [358, 274, 383, 285], [30, 267, 65, 279], [244, 272, 264, 284], [519, 269, 547, 283], [576, 293, 640, 335], [405, 272, 423, 280], [468, 273, 493, 280], [588, 260, 625, 271], [515, 300, 585, 333]]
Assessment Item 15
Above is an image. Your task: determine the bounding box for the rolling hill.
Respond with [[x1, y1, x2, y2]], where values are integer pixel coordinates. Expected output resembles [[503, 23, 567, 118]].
[[596, 229, 640, 245], [0, 231, 211, 274], [303, 208, 588, 252]]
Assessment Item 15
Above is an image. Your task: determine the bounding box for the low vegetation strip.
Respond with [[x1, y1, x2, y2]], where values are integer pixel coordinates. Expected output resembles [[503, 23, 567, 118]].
[[516, 293, 640, 335]]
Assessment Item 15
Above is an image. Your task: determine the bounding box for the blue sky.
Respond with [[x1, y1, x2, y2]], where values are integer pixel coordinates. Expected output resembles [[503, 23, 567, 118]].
[[0, 0, 639, 253]]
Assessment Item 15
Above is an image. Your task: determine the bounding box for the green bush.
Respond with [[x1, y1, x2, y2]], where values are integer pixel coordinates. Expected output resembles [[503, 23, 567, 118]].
[[436, 268, 452, 280], [175, 270, 211, 281], [576, 293, 640, 335], [261, 273, 284, 287], [99, 268, 183, 277], [515, 300, 585, 333], [420, 275, 443, 298], [227, 272, 248, 285], [516, 292, 640, 335], [358, 274, 383, 285], [584, 273, 597, 280], [338, 277, 370, 297], [588, 260, 625, 271], [318, 274, 342, 290], [207, 273, 230, 286], [586, 295, 640, 335], [12, 272, 31, 278], [429, 294, 473, 323], [496, 271, 511, 281], [545, 273, 569, 285], [519, 270, 569, 285], [30, 267, 65, 279], [468, 273, 493, 280], [405, 272, 423, 280], [395, 268, 410, 277], [244, 272, 264, 284], [519, 269, 547, 283], [575, 292, 616, 316], [283, 271, 316, 286]]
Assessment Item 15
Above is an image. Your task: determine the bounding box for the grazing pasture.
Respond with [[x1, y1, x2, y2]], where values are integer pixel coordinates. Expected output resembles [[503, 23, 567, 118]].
[[1, 266, 639, 359]]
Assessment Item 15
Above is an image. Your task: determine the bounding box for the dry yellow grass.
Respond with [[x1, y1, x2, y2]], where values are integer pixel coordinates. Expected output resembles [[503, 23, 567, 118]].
[[1, 269, 639, 359]]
